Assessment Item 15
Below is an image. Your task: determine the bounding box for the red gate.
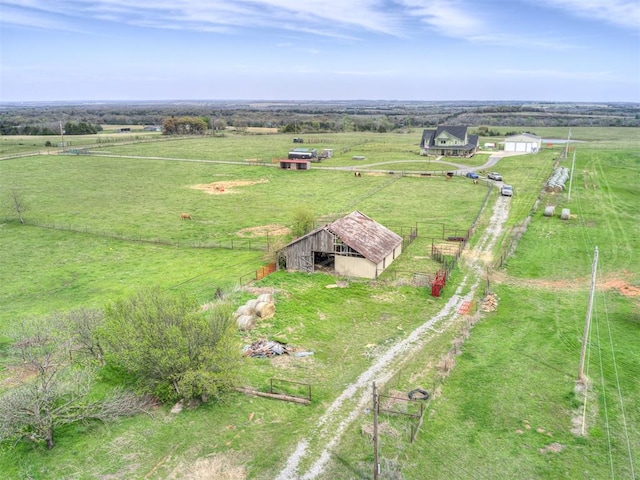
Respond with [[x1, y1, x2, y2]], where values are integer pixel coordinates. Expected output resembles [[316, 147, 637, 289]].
[[431, 269, 447, 297]]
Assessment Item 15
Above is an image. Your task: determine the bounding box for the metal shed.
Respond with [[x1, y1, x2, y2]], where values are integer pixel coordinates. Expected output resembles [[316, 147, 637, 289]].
[[281, 211, 402, 279], [504, 133, 541, 153]]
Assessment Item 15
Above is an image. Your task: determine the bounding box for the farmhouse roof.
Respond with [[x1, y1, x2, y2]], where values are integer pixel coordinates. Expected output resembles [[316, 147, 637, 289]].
[[422, 126, 476, 148], [421, 129, 436, 147], [326, 211, 402, 264], [435, 125, 468, 142]]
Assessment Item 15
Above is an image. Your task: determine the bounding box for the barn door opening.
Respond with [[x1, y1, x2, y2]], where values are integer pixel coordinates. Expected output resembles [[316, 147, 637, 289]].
[[313, 251, 334, 272]]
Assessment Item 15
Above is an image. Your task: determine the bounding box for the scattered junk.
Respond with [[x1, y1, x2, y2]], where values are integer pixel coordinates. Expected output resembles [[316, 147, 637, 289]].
[[352, 155, 366, 160], [561, 208, 571, 220], [318, 148, 333, 159], [408, 388, 430, 401], [243, 339, 295, 358], [236, 378, 312, 405], [544, 206, 556, 217], [480, 292, 499, 312], [234, 293, 276, 331]]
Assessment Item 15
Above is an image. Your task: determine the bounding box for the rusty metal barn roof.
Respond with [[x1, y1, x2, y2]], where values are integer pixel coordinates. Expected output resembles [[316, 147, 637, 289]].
[[326, 211, 402, 264]]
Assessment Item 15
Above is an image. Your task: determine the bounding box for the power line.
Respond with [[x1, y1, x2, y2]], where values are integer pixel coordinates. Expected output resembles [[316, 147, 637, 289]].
[[599, 268, 637, 478]]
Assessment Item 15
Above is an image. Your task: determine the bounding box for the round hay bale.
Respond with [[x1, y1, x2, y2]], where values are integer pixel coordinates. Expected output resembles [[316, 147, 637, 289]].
[[236, 314, 257, 331], [257, 293, 274, 304], [245, 299, 260, 309], [561, 208, 570, 220], [234, 305, 256, 318], [255, 301, 276, 319], [543, 206, 556, 217]]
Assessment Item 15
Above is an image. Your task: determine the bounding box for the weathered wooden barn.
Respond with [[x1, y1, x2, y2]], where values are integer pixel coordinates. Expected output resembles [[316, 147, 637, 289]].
[[281, 211, 403, 279]]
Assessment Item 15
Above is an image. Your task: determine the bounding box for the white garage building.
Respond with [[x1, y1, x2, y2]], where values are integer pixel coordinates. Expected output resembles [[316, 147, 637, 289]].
[[504, 133, 542, 153]]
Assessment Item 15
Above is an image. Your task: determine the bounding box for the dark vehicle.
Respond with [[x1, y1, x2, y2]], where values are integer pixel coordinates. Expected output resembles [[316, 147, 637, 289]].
[[487, 172, 503, 181], [501, 185, 513, 196], [465, 171, 479, 179]]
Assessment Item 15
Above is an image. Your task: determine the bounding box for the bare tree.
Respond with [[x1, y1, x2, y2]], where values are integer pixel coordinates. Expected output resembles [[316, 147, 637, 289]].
[[9, 189, 27, 224], [60, 308, 106, 366], [0, 316, 150, 450]]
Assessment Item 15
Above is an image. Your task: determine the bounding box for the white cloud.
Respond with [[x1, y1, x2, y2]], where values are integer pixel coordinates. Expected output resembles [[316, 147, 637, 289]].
[[0, 0, 403, 37], [537, 0, 640, 30], [398, 0, 484, 35]]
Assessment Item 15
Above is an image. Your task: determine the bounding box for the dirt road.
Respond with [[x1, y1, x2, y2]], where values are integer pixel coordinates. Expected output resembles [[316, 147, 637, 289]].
[[276, 194, 512, 479]]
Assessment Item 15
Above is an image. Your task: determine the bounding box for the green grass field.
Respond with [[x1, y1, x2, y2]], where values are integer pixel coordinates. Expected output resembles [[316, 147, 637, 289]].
[[1, 128, 638, 479]]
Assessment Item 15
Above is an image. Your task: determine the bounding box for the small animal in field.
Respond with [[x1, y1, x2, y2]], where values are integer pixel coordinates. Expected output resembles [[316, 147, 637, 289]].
[[180, 213, 192, 220]]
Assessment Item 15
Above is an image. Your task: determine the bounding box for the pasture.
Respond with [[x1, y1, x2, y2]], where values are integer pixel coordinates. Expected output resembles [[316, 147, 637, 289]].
[[0, 128, 638, 479]]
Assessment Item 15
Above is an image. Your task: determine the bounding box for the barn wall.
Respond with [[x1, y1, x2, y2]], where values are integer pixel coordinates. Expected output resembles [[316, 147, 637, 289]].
[[285, 230, 334, 272], [335, 256, 378, 279]]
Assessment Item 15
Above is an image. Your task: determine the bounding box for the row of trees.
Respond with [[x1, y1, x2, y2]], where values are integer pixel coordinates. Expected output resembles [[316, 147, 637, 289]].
[[0, 289, 239, 450], [0, 121, 102, 136], [64, 121, 102, 135], [162, 116, 208, 135]]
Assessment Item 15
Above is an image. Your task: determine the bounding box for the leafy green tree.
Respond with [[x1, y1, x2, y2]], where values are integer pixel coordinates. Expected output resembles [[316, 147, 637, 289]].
[[162, 116, 207, 135], [291, 207, 316, 238], [101, 289, 240, 403]]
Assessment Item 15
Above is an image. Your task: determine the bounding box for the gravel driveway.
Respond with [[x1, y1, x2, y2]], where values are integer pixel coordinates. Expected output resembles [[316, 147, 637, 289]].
[[276, 193, 512, 479]]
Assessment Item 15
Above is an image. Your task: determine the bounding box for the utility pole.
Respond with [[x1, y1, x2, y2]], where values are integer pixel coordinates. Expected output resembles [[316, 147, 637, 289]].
[[562, 128, 572, 159], [59, 120, 65, 150], [568, 149, 576, 201], [578, 246, 599, 382], [373, 382, 380, 480]]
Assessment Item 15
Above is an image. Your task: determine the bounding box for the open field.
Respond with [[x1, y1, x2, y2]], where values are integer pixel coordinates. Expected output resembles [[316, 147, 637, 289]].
[[1, 128, 639, 479]]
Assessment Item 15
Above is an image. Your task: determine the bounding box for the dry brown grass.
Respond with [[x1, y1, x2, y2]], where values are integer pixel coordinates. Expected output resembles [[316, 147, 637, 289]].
[[168, 452, 246, 480], [437, 353, 456, 378]]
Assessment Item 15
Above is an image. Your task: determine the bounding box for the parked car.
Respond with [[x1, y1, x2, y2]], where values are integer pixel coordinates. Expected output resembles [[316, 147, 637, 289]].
[[465, 171, 479, 179], [500, 185, 513, 196], [487, 172, 503, 181]]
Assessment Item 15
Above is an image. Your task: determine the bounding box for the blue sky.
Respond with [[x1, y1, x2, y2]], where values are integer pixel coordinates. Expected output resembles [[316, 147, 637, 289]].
[[1, 0, 639, 102]]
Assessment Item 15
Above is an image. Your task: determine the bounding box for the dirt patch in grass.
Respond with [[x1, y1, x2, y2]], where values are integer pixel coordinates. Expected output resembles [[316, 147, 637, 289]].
[[494, 271, 640, 297], [601, 278, 640, 297], [190, 179, 268, 195], [236, 224, 291, 238], [539, 442, 565, 454]]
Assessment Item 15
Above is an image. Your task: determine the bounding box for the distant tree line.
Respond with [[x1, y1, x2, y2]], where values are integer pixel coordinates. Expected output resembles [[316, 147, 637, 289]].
[[64, 121, 103, 135], [1, 101, 638, 136], [0, 120, 102, 135]]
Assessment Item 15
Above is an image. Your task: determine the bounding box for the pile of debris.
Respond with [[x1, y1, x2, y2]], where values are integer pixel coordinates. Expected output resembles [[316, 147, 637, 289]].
[[234, 293, 276, 331], [480, 292, 499, 312], [243, 340, 295, 358]]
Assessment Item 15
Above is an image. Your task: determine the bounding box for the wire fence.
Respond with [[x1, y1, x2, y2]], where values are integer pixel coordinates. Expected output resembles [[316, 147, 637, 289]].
[[25, 219, 272, 251]]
